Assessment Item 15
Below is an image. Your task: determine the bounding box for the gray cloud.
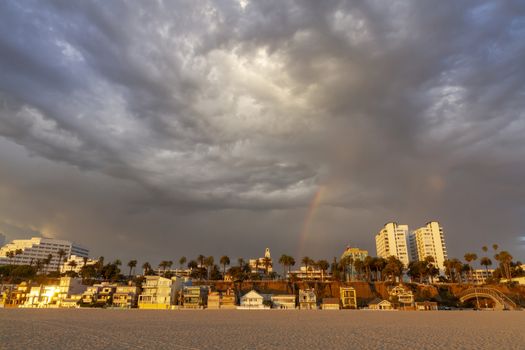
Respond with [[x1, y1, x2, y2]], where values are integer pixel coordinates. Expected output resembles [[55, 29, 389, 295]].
[[0, 0, 524, 263]]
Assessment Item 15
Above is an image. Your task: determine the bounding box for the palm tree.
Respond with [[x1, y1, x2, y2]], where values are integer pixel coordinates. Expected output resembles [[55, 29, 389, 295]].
[[237, 258, 245, 268], [82, 256, 88, 268], [279, 254, 289, 279], [262, 256, 272, 276], [220, 256, 230, 278], [187, 260, 198, 270], [288, 256, 296, 276], [197, 255, 206, 269], [204, 256, 214, 280], [364, 256, 374, 282], [56, 249, 66, 273], [127, 260, 137, 278], [464, 253, 478, 284], [179, 256, 187, 270], [301, 257, 312, 280], [480, 257, 492, 282], [142, 262, 152, 275], [317, 260, 329, 282], [494, 251, 513, 280], [158, 261, 168, 276], [44, 253, 53, 274], [482, 246, 488, 253], [492, 244, 499, 252], [68, 260, 77, 272]]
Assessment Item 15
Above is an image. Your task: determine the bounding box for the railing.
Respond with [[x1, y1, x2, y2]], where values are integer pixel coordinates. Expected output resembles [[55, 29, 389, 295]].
[[459, 287, 519, 310]]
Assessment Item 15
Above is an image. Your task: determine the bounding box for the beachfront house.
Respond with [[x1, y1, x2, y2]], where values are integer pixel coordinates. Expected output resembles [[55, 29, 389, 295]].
[[271, 294, 296, 309], [112, 285, 140, 308], [321, 298, 340, 310], [207, 289, 236, 309], [340, 287, 357, 309], [299, 288, 317, 309], [415, 301, 438, 311], [138, 276, 181, 309], [368, 298, 393, 310], [239, 290, 268, 309], [182, 286, 208, 309]]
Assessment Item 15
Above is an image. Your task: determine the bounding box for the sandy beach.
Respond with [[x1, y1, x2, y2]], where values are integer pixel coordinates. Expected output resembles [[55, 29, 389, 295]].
[[0, 309, 523, 349]]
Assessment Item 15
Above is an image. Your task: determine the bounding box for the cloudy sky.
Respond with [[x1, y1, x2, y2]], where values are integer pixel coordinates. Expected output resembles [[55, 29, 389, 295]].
[[0, 0, 524, 265]]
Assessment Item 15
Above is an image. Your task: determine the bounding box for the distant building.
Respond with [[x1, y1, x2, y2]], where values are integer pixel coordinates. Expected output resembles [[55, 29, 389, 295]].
[[408, 221, 448, 272], [375, 223, 410, 267], [4, 282, 32, 308], [321, 298, 340, 310], [388, 285, 414, 307], [138, 276, 183, 309], [0, 237, 89, 272], [298, 288, 317, 309], [271, 294, 296, 309], [112, 285, 140, 308], [340, 246, 368, 281], [80, 282, 117, 307], [60, 255, 98, 274], [249, 248, 273, 274], [182, 286, 208, 309], [340, 287, 357, 309], [208, 289, 236, 309], [415, 301, 438, 311], [368, 298, 393, 310], [471, 269, 494, 285], [239, 290, 268, 309], [288, 266, 331, 281]]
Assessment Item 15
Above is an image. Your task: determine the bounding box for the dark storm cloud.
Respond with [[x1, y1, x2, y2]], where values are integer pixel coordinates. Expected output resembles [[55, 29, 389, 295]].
[[0, 0, 524, 262]]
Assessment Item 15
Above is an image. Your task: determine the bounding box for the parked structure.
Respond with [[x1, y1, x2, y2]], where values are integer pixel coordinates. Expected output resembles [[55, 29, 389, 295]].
[[298, 288, 317, 309], [0, 237, 89, 272], [271, 294, 296, 309], [340, 287, 357, 309]]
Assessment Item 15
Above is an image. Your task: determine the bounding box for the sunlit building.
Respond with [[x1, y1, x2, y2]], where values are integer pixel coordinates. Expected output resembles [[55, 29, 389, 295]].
[[60, 255, 98, 274], [112, 285, 140, 308], [138, 276, 183, 309], [249, 248, 273, 274], [0, 237, 89, 273], [408, 221, 448, 272], [340, 287, 357, 309], [340, 246, 368, 281], [375, 222, 410, 267]]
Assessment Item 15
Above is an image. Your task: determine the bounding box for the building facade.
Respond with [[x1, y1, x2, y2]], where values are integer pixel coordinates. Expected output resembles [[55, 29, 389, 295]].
[[249, 248, 273, 274], [375, 223, 410, 266], [0, 237, 89, 272], [408, 221, 448, 271], [60, 255, 98, 274], [340, 246, 368, 281]]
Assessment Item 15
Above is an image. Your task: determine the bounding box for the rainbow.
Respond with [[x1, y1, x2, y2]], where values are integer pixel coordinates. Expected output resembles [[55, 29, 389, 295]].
[[297, 185, 327, 258]]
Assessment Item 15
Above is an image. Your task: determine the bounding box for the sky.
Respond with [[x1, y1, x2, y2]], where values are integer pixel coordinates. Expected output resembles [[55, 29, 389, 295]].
[[0, 0, 524, 266]]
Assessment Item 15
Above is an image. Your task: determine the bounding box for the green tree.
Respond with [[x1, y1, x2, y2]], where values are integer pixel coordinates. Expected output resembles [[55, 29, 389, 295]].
[[56, 249, 66, 273], [127, 260, 137, 278], [220, 256, 230, 278], [464, 253, 478, 284], [317, 259, 329, 281], [142, 262, 152, 275], [301, 256, 313, 280], [480, 257, 492, 282], [262, 256, 272, 276], [179, 256, 187, 270]]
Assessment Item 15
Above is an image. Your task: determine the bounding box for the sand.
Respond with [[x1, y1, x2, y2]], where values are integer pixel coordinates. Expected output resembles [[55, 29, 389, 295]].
[[0, 309, 523, 349]]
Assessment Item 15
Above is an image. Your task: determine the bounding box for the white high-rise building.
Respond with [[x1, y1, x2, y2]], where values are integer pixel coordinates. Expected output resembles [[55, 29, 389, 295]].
[[408, 221, 448, 271], [375, 222, 410, 267], [0, 237, 89, 272]]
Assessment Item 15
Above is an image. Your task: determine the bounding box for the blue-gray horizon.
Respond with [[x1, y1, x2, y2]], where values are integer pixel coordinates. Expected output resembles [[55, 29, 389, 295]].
[[0, 1, 524, 263]]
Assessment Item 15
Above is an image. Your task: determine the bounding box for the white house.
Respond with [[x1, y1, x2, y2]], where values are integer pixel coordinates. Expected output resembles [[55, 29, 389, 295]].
[[238, 290, 269, 309], [271, 294, 296, 309]]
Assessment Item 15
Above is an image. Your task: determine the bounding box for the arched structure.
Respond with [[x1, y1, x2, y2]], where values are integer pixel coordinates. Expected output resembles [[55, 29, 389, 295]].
[[459, 287, 519, 310]]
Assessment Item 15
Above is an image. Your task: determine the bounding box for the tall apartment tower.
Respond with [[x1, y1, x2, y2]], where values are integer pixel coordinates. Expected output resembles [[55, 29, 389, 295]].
[[375, 222, 410, 267], [409, 221, 448, 271]]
